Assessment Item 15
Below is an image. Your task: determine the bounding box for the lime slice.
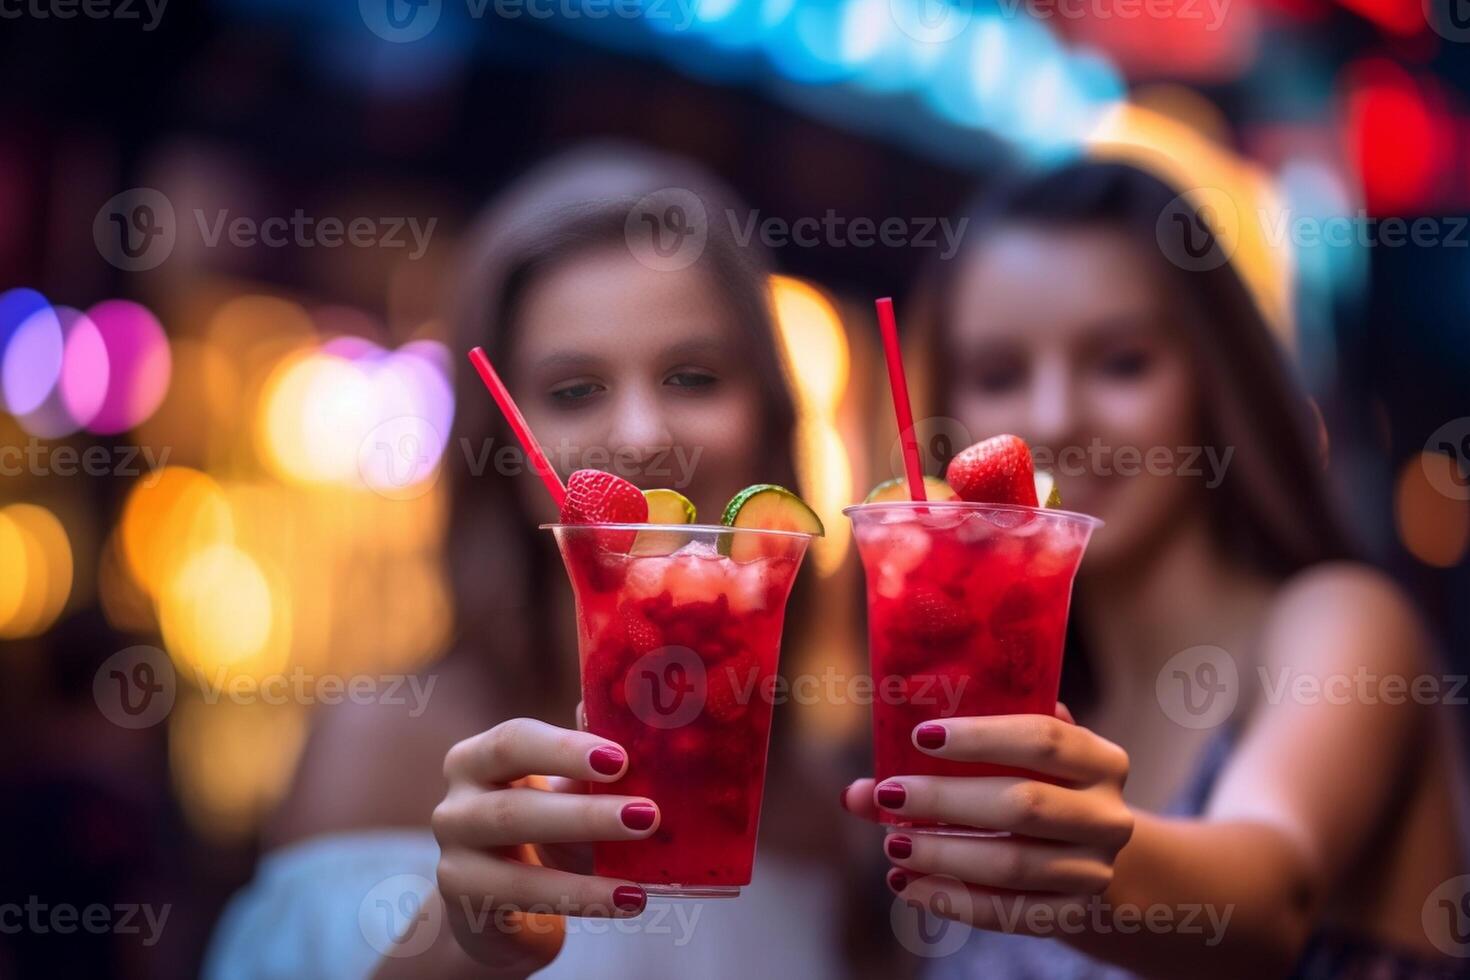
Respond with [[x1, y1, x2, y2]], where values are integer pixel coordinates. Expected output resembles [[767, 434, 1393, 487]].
[[1034, 470, 1062, 509], [632, 488, 697, 556], [718, 484, 824, 560], [863, 476, 960, 503]]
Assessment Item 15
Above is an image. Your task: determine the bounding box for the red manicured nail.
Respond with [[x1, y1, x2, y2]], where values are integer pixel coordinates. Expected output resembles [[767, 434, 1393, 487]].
[[620, 802, 657, 831], [589, 745, 625, 776], [876, 782, 906, 810], [915, 723, 947, 749], [888, 869, 909, 893], [886, 835, 913, 860], [612, 885, 646, 912]]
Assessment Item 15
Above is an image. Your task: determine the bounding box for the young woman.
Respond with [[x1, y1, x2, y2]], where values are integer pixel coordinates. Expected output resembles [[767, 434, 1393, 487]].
[[204, 146, 863, 979], [841, 161, 1467, 978]]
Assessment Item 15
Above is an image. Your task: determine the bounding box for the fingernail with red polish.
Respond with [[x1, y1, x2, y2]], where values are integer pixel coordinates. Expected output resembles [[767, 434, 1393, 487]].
[[589, 746, 625, 776], [620, 802, 657, 831], [613, 885, 646, 912], [915, 723, 947, 749], [888, 869, 909, 893], [876, 782, 906, 810], [886, 835, 912, 860]]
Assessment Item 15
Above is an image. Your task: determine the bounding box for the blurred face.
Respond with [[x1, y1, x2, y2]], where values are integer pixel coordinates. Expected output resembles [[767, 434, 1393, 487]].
[[947, 225, 1202, 569], [506, 243, 766, 523]]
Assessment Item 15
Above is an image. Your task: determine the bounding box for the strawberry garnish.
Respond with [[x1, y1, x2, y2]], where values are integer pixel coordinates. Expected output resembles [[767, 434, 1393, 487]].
[[621, 603, 663, 654], [900, 584, 973, 643], [561, 469, 649, 524], [705, 652, 759, 723], [945, 434, 1039, 507]]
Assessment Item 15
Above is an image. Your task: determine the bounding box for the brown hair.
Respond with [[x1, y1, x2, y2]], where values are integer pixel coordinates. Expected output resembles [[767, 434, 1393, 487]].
[[445, 143, 799, 711]]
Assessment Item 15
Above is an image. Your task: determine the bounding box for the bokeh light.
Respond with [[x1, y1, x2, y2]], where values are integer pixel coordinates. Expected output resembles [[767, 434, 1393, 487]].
[[1395, 452, 1469, 568], [121, 466, 236, 597], [0, 504, 73, 639], [83, 299, 173, 434], [159, 543, 288, 682]]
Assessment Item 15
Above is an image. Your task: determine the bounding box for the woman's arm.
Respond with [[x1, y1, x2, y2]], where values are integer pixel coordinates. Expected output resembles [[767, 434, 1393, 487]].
[[845, 563, 1435, 978]]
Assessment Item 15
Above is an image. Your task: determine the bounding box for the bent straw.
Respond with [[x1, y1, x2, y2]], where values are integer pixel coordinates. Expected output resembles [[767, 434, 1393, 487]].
[[875, 297, 927, 502], [467, 346, 567, 510]]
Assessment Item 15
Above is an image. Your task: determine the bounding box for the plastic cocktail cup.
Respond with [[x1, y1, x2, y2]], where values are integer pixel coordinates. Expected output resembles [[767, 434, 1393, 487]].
[[845, 501, 1100, 835], [546, 523, 814, 897]]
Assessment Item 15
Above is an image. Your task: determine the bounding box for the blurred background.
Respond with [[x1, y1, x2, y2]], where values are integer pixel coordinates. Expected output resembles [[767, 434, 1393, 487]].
[[2, 2, 1468, 977]]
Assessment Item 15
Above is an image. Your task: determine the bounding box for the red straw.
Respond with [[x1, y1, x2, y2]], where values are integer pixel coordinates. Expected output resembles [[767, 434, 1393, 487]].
[[875, 297, 927, 502], [467, 346, 567, 510]]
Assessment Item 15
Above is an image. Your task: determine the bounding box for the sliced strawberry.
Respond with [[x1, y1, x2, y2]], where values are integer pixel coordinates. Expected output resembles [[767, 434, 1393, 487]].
[[562, 469, 649, 524], [621, 603, 663, 654], [900, 585, 974, 643], [945, 434, 1039, 507], [561, 469, 648, 553], [704, 652, 759, 723]]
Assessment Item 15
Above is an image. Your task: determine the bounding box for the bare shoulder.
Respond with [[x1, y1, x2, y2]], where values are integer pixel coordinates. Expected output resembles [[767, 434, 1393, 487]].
[[266, 657, 501, 847], [1260, 561, 1430, 678]]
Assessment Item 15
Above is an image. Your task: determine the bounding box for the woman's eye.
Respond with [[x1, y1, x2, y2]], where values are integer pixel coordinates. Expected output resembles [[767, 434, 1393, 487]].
[[550, 381, 605, 403], [1097, 348, 1153, 379], [664, 371, 717, 390]]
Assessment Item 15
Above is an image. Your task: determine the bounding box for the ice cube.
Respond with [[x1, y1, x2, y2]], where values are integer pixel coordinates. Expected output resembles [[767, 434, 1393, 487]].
[[727, 563, 769, 614], [623, 557, 671, 600]]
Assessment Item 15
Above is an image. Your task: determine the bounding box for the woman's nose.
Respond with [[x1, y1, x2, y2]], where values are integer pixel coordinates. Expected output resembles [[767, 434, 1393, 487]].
[[606, 387, 674, 467], [1027, 359, 1076, 448]]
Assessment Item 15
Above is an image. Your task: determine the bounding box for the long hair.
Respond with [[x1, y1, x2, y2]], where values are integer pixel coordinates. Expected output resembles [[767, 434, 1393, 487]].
[[910, 160, 1357, 713], [446, 144, 800, 712]]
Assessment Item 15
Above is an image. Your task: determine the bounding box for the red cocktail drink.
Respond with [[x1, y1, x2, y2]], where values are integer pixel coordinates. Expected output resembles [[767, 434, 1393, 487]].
[[549, 524, 812, 896], [846, 502, 1099, 833]]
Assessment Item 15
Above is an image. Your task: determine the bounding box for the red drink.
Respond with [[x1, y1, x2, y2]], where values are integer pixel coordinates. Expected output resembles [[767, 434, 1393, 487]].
[[846, 502, 1098, 833], [549, 524, 812, 896]]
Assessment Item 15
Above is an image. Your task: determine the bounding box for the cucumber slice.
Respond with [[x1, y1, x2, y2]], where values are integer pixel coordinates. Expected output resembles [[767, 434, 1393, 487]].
[[1034, 470, 1063, 509], [632, 488, 697, 555], [863, 475, 960, 503], [718, 484, 824, 560]]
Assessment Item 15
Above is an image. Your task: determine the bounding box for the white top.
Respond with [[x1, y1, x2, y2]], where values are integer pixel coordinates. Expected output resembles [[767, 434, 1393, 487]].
[[203, 830, 845, 980]]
